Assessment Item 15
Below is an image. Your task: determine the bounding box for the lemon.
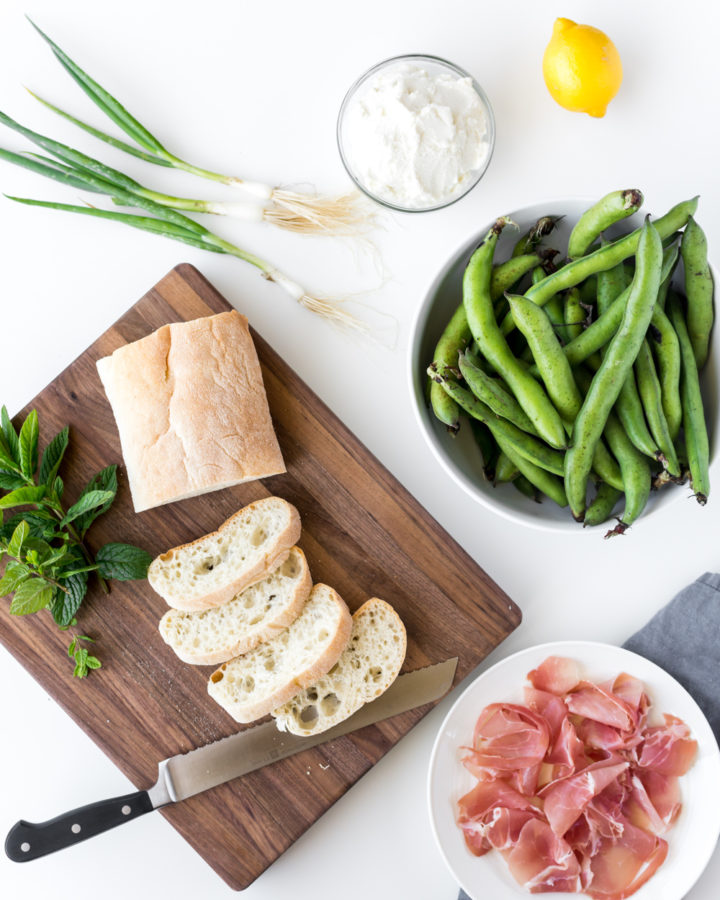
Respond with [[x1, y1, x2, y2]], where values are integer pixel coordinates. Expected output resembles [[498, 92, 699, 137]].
[[543, 17, 622, 118]]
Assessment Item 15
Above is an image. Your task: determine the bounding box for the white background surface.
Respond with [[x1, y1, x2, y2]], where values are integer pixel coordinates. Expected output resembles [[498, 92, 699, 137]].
[[0, 1, 718, 899]]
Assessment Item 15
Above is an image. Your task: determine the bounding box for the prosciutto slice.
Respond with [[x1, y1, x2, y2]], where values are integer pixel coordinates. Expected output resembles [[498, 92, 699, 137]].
[[454, 656, 696, 899]]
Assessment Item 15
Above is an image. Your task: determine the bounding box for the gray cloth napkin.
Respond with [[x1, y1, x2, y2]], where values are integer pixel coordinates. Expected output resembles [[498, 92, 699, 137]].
[[456, 573, 720, 900]]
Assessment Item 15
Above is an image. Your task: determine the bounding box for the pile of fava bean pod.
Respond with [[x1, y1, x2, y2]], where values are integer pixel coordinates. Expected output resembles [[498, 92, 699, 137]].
[[427, 191, 714, 537]]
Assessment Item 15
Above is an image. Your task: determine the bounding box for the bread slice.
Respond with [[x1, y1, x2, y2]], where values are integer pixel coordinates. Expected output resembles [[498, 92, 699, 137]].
[[208, 584, 352, 723], [158, 546, 312, 665], [96, 310, 285, 513], [148, 497, 301, 612], [271, 598, 406, 736]]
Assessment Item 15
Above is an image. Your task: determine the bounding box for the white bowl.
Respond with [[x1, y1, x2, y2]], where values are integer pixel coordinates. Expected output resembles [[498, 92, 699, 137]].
[[427, 640, 720, 900], [408, 198, 719, 532]]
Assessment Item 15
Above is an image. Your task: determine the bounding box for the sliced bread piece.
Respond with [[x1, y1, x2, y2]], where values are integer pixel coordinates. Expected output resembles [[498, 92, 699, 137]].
[[208, 584, 352, 723], [158, 546, 312, 666], [148, 496, 301, 612], [271, 597, 407, 736]]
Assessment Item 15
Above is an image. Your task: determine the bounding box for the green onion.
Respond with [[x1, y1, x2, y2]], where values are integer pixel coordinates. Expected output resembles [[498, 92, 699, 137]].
[[26, 18, 372, 235]]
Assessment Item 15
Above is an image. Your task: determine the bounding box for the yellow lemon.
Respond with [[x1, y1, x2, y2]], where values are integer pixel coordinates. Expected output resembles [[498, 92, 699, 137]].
[[543, 17, 622, 118]]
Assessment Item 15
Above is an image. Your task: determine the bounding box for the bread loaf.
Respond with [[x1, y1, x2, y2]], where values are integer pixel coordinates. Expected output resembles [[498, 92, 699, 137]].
[[158, 547, 312, 665], [208, 584, 352, 723], [272, 598, 406, 736], [148, 497, 301, 611], [96, 310, 285, 512]]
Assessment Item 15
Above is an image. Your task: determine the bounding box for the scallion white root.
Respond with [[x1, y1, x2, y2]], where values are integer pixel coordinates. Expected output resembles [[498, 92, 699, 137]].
[[266, 189, 376, 235]]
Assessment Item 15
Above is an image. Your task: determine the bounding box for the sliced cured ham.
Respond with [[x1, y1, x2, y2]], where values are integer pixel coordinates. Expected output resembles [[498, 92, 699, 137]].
[[528, 656, 582, 695], [638, 714, 698, 775], [464, 703, 550, 773], [565, 681, 635, 732], [454, 656, 696, 899], [506, 819, 582, 893], [542, 760, 630, 836]]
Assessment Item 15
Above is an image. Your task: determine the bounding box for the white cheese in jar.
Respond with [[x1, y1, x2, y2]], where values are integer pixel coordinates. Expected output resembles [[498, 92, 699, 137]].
[[342, 62, 491, 209]]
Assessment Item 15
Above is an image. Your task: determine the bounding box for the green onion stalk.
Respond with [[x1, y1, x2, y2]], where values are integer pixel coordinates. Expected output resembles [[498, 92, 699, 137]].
[[0, 134, 366, 331], [23, 18, 373, 236]]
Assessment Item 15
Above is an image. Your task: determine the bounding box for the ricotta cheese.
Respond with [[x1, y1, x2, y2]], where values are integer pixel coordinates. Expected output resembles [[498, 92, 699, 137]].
[[342, 62, 491, 209]]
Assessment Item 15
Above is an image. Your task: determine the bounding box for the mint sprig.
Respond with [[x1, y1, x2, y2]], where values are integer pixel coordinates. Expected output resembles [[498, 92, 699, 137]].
[[0, 406, 151, 677]]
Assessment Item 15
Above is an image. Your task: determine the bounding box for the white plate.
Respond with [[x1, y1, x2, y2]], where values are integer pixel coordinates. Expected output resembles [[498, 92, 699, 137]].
[[427, 641, 720, 900]]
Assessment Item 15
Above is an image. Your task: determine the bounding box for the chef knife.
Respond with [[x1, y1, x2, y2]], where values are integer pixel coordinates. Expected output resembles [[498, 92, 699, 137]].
[[5, 657, 457, 862]]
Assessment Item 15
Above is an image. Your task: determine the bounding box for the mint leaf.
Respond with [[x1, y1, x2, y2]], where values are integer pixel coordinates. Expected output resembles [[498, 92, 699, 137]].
[[0, 469, 25, 490], [60, 490, 115, 528], [73, 647, 89, 677], [96, 542, 151, 581], [0, 560, 30, 595], [7, 519, 29, 558], [1, 510, 56, 541], [18, 410, 39, 478], [39, 426, 69, 485], [1, 406, 20, 464], [0, 434, 19, 473], [74, 466, 117, 536], [85, 655, 101, 670], [50, 572, 87, 627], [0, 484, 46, 510], [9, 577, 53, 615], [53, 475, 64, 500]]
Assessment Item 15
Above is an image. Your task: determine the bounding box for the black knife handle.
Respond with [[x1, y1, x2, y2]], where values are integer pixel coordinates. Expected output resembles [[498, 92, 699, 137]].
[[5, 790, 153, 862]]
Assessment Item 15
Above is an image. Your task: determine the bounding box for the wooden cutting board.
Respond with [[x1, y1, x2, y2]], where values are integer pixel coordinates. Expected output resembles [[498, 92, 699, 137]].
[[0, 264, 521, 890]]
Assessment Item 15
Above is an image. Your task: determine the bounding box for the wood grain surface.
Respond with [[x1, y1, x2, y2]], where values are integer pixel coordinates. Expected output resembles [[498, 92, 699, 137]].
[[0, 264, 521, 890]]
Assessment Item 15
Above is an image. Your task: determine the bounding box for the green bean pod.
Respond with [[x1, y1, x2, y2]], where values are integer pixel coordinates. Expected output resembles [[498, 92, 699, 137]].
[[602, 412, 652, 536], [463, 221, 567, 448], [556, 241, 681, 370], [495, 436, 568, 507], [564, 220, 663, 520], [668, 292, 710, 503], [456, 352, 537, 433], [584, 482, 623, 527], [544, 293, 567, 342], [564, 288, 586, 342], [470, 420, 500, 481], [596, 252, 628, 314], [649, 304, 682, 439], [512, 474, 541, 502], [494, 452, 519, 483], [680, 216, 714, 369], [634, 340, 680, 475], [499, 197, 698, 335], [512, 215, 561, 257], [491, 253, 541, 300], [507, 294, 623, 491], [438, 379, 565, 476], [507, 293, 581, 422], [615, 375, 659, 460], [568, 189, 644, 259], [428, 303, 470, 432]]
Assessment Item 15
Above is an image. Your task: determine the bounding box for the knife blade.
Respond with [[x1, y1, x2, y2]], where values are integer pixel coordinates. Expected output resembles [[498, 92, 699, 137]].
[[5, 657, 457, 862]]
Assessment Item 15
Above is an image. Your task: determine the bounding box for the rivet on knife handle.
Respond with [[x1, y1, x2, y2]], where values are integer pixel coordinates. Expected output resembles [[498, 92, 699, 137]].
[[5, 790, 153, 862]]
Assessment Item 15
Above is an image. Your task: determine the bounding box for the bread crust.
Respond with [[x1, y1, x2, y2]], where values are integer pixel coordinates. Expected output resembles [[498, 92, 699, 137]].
[[96, 310, 285, 513], [148, 497, 302, 611], [158, 547, 313, 666], [208, 584, 353, 723]]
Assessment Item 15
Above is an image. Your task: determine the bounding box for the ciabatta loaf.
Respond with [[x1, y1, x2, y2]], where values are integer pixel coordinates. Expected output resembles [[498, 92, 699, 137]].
[[208, 584, 352, 723], [96, 310, 285, 513], [148, 497, 301, 611], [272, 598, 406, 736], [158, 547, 312, 665]]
